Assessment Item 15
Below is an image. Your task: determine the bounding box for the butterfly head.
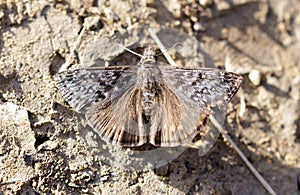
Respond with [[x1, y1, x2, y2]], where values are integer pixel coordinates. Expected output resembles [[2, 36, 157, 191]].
[[140, 46, 156, 65]]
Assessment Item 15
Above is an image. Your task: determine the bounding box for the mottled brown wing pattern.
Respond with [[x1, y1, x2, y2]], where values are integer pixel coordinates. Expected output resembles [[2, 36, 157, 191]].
[[56, 66, 150, 146], [86, 87, 148, 146], [148, 85, 206, 146], [148, 67, 242, 146]]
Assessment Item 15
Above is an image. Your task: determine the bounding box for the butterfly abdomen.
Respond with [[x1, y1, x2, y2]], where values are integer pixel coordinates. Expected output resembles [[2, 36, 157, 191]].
[[137, 66, 163, 121]]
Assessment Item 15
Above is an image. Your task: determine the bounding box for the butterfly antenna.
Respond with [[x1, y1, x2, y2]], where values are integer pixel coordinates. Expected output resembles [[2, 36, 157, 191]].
[[168, 43, 183, 51], [154, 43, 182, 56], [148, 27, 178, 67], [123, 47, 144, 58], [148, 28, 195, 67]]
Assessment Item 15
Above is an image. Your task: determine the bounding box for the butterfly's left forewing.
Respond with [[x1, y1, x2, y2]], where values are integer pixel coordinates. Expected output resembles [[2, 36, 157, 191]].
[[55, 66, 135, 112]]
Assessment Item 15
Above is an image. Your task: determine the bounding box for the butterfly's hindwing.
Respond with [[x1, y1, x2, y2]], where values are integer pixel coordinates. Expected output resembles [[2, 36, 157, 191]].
[[86, 86, 148, 146], [148, 85, 205, 146]]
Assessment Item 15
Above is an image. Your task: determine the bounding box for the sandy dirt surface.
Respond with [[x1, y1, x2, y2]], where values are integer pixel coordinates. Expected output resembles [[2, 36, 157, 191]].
[[0, 0, 300, 194]]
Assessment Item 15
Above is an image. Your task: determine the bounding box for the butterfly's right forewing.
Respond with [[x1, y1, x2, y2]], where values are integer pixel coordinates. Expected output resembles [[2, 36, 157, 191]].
[[161, 67, 243, 112]]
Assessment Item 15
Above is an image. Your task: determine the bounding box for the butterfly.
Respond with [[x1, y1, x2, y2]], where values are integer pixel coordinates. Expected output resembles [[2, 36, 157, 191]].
[[55, 46, 243, 147]]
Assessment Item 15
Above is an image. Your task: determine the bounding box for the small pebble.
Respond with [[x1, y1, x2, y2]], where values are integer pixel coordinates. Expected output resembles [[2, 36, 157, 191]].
[[206, 164, 212, 171], [37, 140, 59, 151], [199, 0, 214, 7], [84, 16, 102, 30], [155, 163, 170, 176], [193, 22, 206, 31], [248, 69, 261, 86], [216, 0, 231, 11], [146, 0, 155, 7], [0, 10, 4, 19]]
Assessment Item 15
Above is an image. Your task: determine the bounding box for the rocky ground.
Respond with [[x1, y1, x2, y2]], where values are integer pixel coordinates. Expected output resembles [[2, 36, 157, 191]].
[[0, 0, 300, 194]]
